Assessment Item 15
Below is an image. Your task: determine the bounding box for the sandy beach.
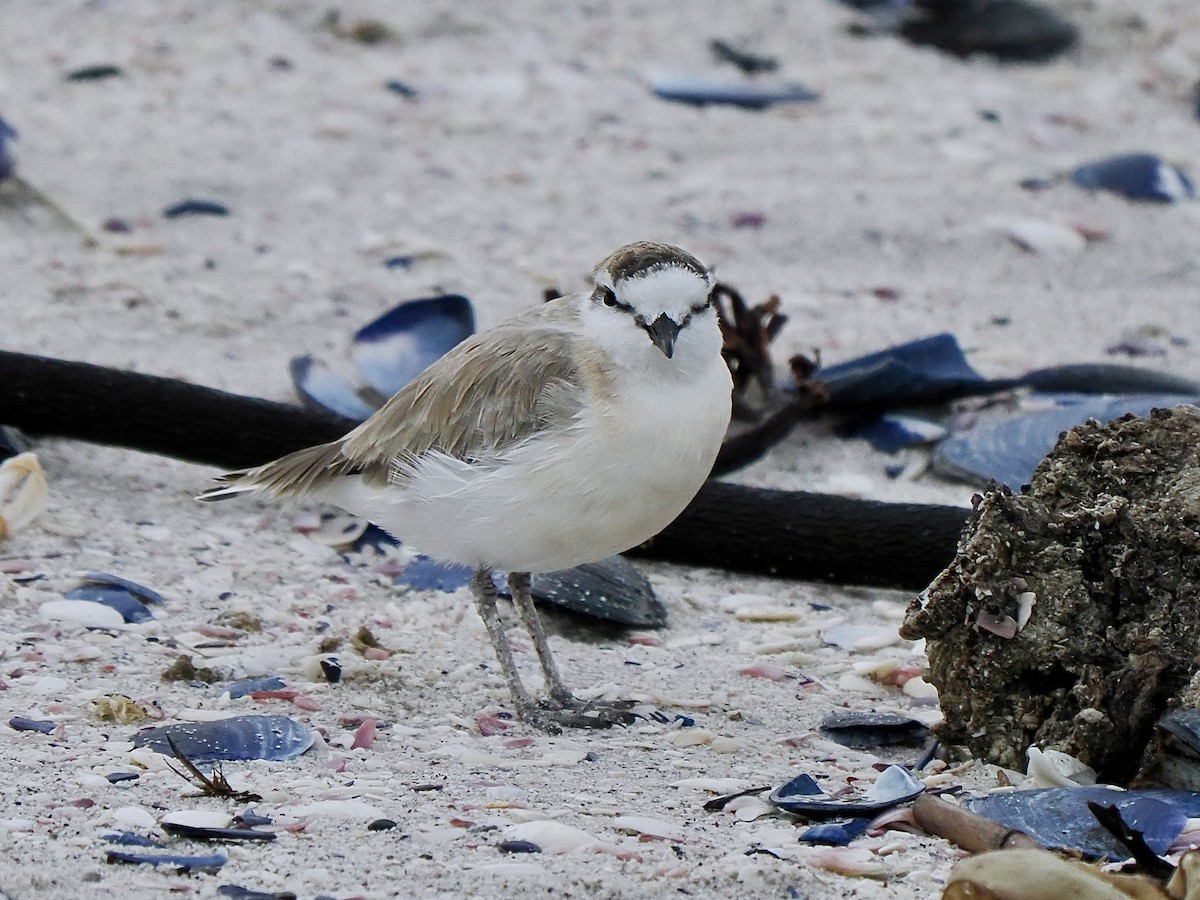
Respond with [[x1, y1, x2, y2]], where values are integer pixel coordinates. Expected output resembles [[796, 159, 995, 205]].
[[2, 1, 1200, 897]]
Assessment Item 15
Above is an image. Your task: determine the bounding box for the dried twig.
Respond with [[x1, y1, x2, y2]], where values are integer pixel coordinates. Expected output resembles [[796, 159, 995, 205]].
[[164, 735, 262, 803]]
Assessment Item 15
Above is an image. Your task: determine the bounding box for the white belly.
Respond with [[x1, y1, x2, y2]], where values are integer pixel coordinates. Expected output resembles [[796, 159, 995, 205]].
[[319, 360, 731, 573]]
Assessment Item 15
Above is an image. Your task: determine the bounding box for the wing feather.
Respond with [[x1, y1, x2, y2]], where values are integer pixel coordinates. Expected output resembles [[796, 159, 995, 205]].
[[199, 300, 597, 500]]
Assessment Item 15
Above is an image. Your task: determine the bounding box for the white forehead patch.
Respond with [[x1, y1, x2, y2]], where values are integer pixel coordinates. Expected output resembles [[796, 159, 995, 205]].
[[611, 265, 712, 323]]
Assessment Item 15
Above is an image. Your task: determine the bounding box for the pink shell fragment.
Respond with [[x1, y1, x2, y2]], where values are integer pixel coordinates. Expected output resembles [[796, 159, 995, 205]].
[[738, 661, 788, 681], [350, 718, 377, 749], [975, 611, 1019, 639]]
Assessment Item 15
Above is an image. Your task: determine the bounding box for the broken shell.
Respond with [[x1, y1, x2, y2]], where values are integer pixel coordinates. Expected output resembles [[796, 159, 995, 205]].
[[289, 355, 377, 421], [0, 452, 48, 538], [1026, 746, 1097, 788], [649, 73, 819, 109], [216, 676, 287, 700], [769, 765, 924, 817], [1071, 153, 1194, 203], [963, 786, 1200, 859], [819, 711, 929, 750], [933, 394, 1198, 487], [817, 333, 991, 409], [105, 849, 227, 871], [132, 715, 314, 766], [822, 624, 902, 652], [503, 821, 596, 854], [529, 555, 666, 628], [290, 294, 476, 421], [64, 572, 163, 624], [395, 555, 473, 592], [351, 294, 475, 400], [0, 116, 16, 181], [798, 818, 870, 846]]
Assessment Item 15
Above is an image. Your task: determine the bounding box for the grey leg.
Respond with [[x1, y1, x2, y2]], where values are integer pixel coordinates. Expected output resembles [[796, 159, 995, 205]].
[[508, 571, 574, 706], [470, 568, 635, 731], [470, 568, 538, 714]]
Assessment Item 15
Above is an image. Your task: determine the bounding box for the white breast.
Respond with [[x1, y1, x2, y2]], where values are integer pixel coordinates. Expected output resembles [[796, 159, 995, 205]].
[[319, 323, 732, 573]]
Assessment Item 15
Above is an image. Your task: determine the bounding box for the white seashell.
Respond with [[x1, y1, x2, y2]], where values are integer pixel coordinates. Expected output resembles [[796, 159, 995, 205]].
[[112, 806, 157, 829], [718, 593, 775, 612], [669, 729, 713, 747], [822, 624, 901, 652], [709, 737, 748, 754], [1016, 592, 1037, 631], [611, 815, 686, 840], [1001, 217, 1086, 255], [39, 599, 125, 629], [902, 676, 939, 701], [161, 810, 233, 829], [29, 676, 71, 695], [505, 820, 596, 854], [0, 453, 49, 538], [730, 798, 775, 822], [285, 800, 384, 821], [1026, 746, 1097, 788]]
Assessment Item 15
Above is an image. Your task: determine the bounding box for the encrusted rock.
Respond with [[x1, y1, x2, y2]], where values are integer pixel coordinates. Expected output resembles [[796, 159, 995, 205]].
[[901, 406, 1200, 782]]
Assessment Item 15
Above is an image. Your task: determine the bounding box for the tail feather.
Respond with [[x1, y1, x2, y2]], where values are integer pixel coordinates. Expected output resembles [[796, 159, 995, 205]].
[[196, 441, 355, 502]]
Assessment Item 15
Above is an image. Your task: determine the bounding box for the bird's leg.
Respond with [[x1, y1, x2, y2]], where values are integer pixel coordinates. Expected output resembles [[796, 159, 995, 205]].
[[507, 571, 575, 706], [470, 568, 539, 715]]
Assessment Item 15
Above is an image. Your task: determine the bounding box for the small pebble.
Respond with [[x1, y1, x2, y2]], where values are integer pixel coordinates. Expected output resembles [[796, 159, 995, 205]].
[[367, 819, 398, 831]]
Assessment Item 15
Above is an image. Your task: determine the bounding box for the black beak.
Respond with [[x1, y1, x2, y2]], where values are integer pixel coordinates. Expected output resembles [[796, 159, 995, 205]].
[[642, 313, 681, 358]]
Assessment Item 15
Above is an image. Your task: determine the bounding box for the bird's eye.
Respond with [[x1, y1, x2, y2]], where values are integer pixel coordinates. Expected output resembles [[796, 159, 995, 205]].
[[601, 287, 619, 307]]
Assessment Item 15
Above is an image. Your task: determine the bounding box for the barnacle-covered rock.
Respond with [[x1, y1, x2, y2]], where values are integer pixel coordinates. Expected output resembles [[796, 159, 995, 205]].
[[902, 406, 1200, 783]]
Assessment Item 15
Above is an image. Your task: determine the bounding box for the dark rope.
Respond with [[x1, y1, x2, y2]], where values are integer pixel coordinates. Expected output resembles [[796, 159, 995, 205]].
[[0, 350, 967, 589]]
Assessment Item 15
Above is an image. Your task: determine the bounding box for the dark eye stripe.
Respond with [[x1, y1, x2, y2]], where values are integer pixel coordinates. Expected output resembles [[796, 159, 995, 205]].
[[591, 286, 632, 312]]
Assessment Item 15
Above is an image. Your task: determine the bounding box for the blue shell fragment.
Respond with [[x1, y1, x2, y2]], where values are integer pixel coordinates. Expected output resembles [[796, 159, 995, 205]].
[[846, 414, 948, 453], [769, 765, 924, 817], [964, 787, 1200, 860], [161, 822, 276, 842], [933, 394, 1200, 487], [217, 676, 287, 700], [819, 711, 929, 749], [498, 840, 542, 854], [798, 818, 870, 846], [103, 831, 164, 848], [0, 116, 16, 182], [163, 199, 231, 218], [80, 572, 164, 604], [396, 555, 473, 593], [8, 716, 55, 734], [106, 849, 227, 871], [351, 294, 475, 399], [650, 74, 820, 110], [1071, 153, 1194, 203], [235, 809, 273, 827], [289, 355, 377, 421], [65, 572, 164, 624], [529, 555, 667, 628], [105, 772, 140, 784], [385, 79, 417, 97], [132, 715, 314, 766], [818, 333, 995, 408]]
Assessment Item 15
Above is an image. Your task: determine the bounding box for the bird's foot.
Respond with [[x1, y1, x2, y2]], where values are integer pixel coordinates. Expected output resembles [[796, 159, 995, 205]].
[[517, 696, 638, 732]]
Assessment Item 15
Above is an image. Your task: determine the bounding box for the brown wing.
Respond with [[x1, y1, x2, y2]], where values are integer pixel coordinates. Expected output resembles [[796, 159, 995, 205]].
[[200, 301, 598, 500]]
